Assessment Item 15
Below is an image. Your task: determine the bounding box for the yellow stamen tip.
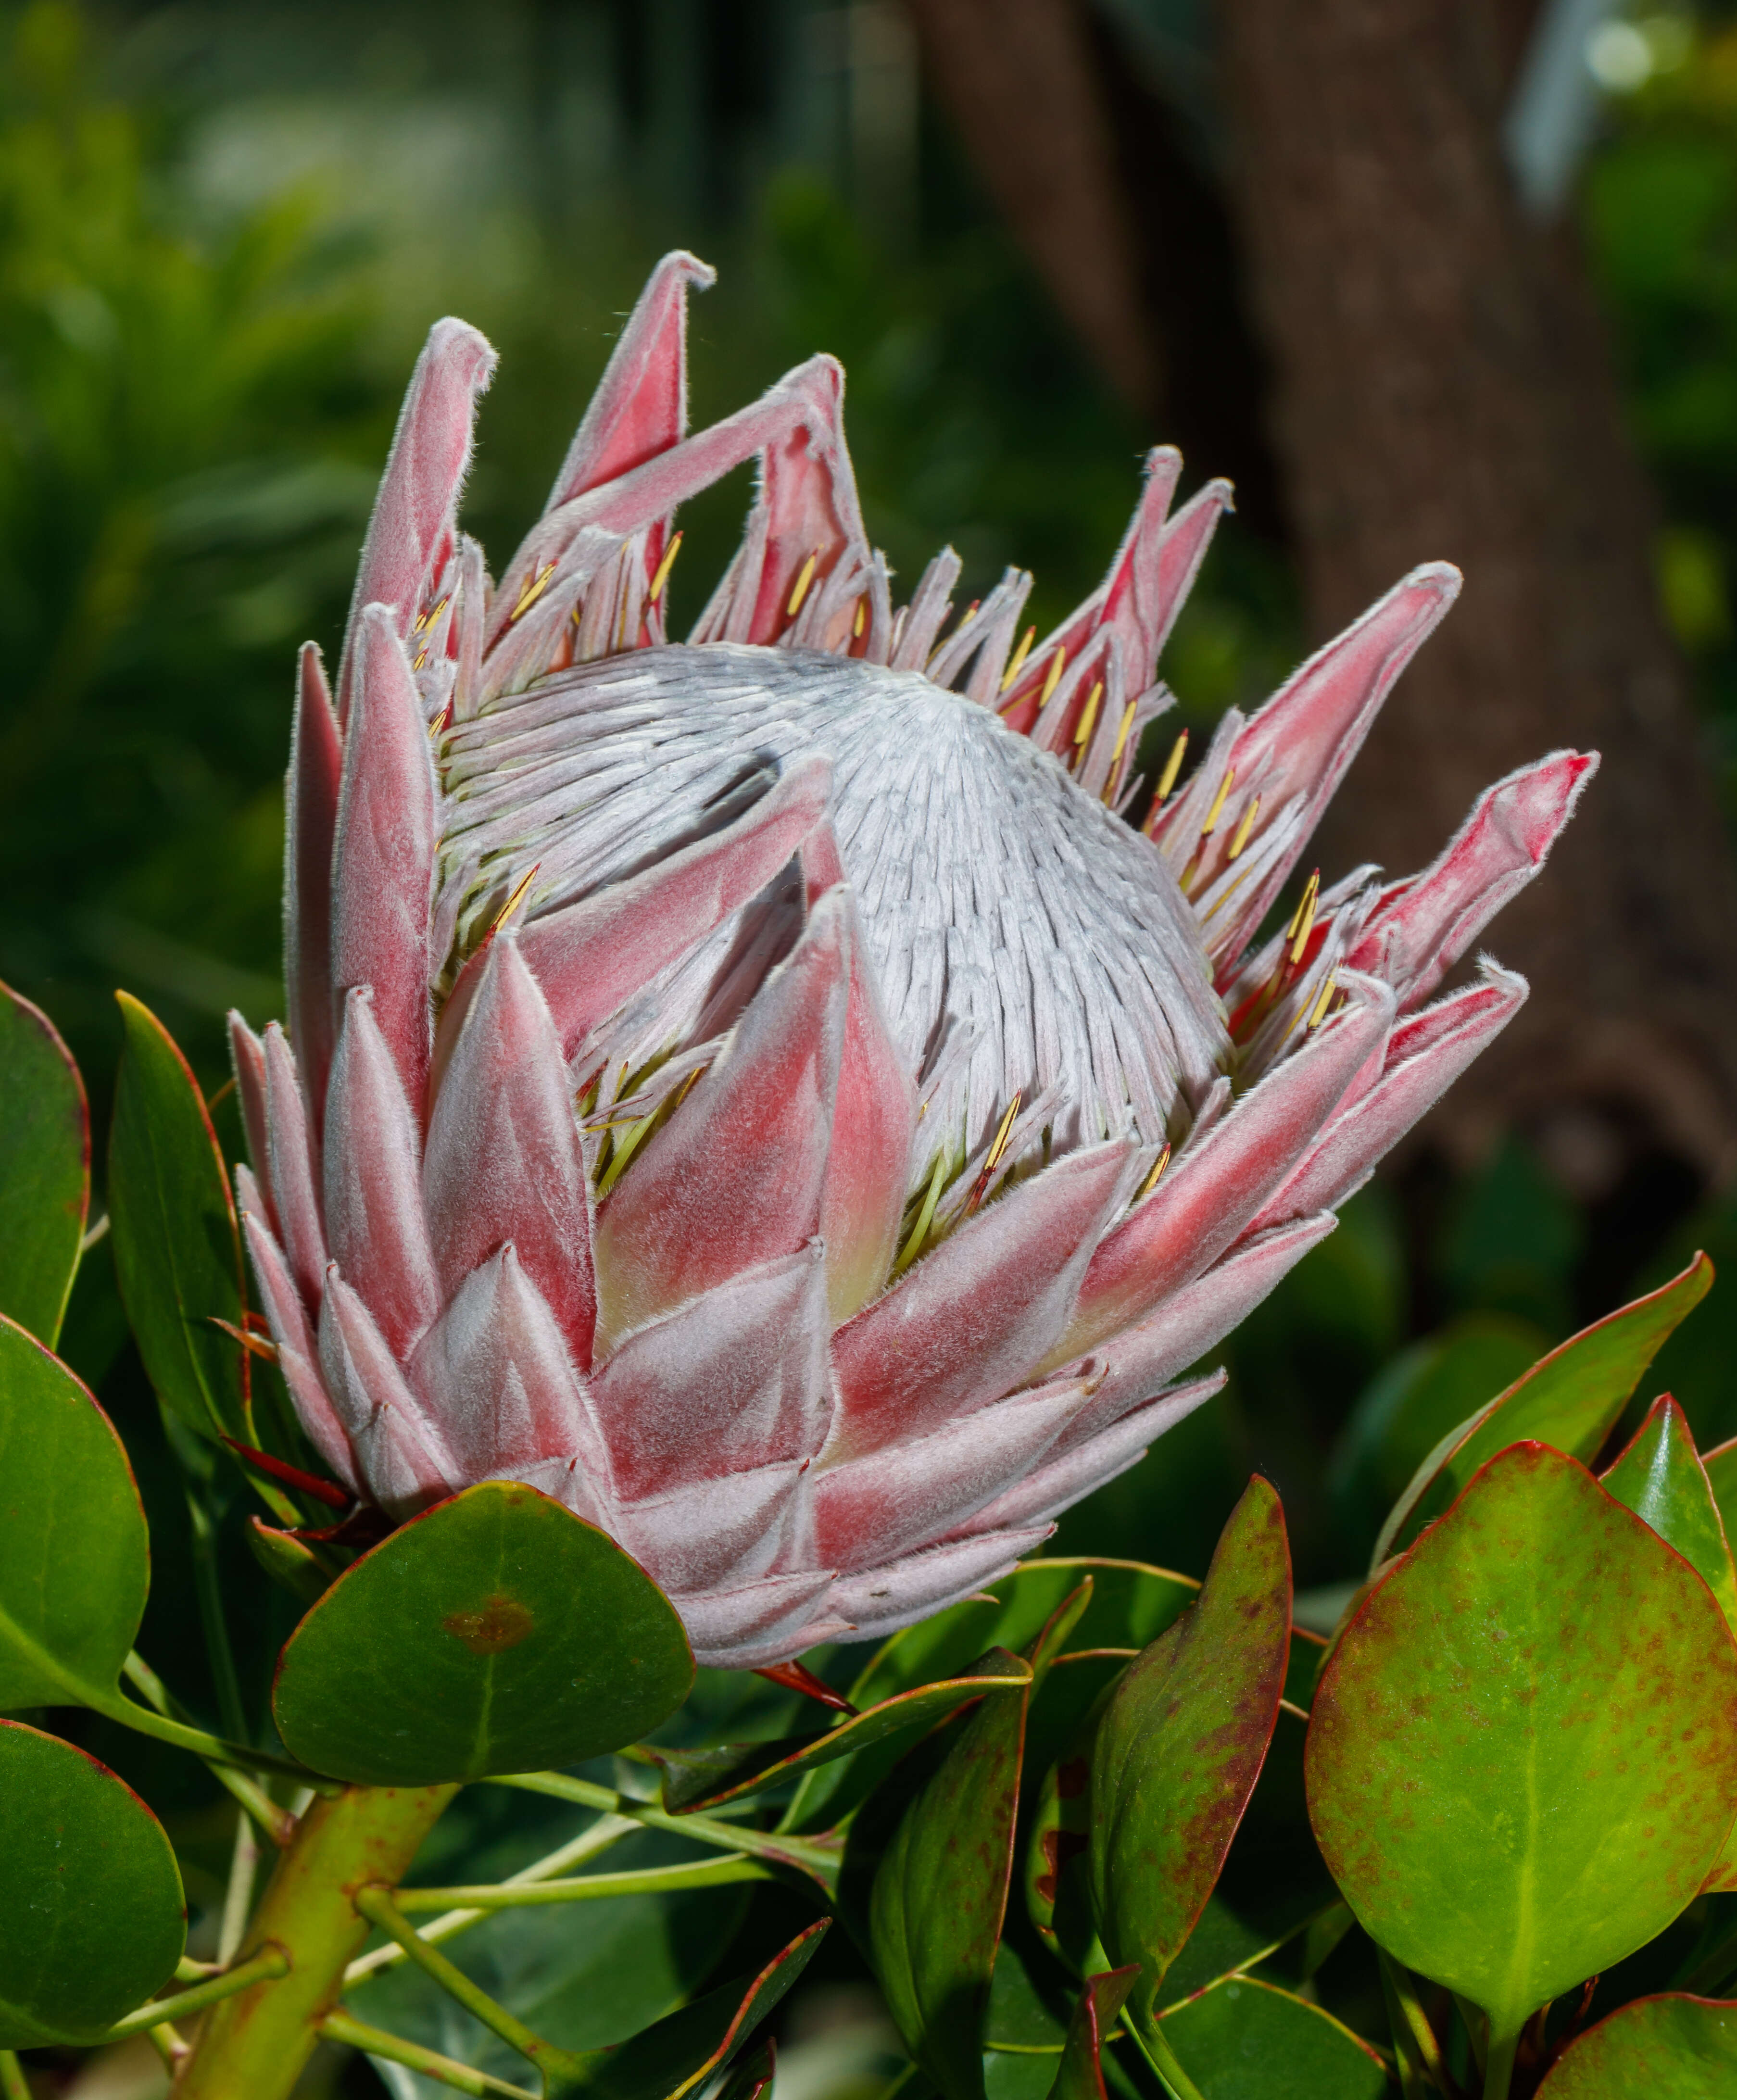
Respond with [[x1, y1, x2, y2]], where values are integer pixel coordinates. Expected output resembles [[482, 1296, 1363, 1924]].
[[492, 862, 541, 933], [1073, 681, 1105, 750], [1000, 626, 1037, 692], [647, 530, 683, 605], [1227, 794, 1261, 862], [853, 596, 867, 638], [1200, 766, 1235, 838], [1136, 1145, 1172, 1203], [786, 551, 820, 620], [1038, 646, 1066, 709], [1154, 727, 1189, 805], [1308, 973, 1338, 1030]]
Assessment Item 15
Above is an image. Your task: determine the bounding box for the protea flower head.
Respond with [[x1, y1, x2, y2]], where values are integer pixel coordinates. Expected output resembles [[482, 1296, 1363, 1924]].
[[230, 251, 1594, 1670]]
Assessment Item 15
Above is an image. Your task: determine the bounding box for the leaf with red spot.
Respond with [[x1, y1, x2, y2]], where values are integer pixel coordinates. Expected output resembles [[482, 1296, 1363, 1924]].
[[1083, 1476, 1292, 2042], [1534, 1992, 1737, 2095]]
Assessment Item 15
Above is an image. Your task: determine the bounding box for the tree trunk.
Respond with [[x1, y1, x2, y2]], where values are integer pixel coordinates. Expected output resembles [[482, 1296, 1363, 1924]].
[[1214, 0, 1737, 1192]]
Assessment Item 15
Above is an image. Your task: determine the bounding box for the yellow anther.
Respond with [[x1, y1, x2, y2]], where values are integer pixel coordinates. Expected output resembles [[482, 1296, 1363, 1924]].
[[647, 530, 683, 604], [1039, 646, 1066, 709], [853, 597, 867, 638], [1108, 699, 1138, 768], [958, 600, 979, 629], [1200, 766, 1235, 838], [1134, 1145, 1172, 1204], [967, 1091, 1024, 1213], [786, 552, 819, 619], [1073, 681, 1104, 752], [412, 647, 428, 672], [1227, 794, 1261, 862], [1307, 973, 1338, 1030], [1287, 872, 1320, 966], [1154, 728, 1189, 805], [1000, 626, 1036, 692], [414, 596, 450, 635], [511, 561, 557, 623], [491, 862, 541, 933]]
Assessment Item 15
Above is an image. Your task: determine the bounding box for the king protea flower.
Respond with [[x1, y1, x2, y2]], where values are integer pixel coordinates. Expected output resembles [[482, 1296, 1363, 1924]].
[[229, 252, 1593, 1669]]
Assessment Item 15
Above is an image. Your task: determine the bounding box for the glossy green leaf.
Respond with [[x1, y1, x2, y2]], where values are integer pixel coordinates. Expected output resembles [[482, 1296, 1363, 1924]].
[[1308, 1442, 1737, 2044], [247, 1515, 335, 1608], [1046, 1968, 1137, 2100], [868, 1648, 1032, 2100], [0, 1316, 148, 1708], [1087, 1477, 1292, 2037], [1702, 1433, 1737, 1558], [651, 1666, 1031, 1814], [1601, 1394, 1737, 1630], [0, 981, 88, 1347], [710, 2036, 775, 2100], [544, 1921, 827, 2100], [1156, 1975, 1388, 2099], [1374, 1251, 1712, 1565], [273, 1481, 693, 1784], [1534, 1992, 1737, 2096], [986, 1939, 1071, 2054], [108, 992, 249, 1444], [0, 1720, 185, 2046]]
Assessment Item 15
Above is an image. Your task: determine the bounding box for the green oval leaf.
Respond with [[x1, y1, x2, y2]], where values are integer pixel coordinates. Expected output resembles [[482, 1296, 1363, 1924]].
[[1045, 1968, 1137, 2100], [1601, 1394, 1737, 1631], [272, 1481, 693, 1784], [1374, 1252, 1712, 1565], [0, 981, 88, 1347], [1085, 1479, 1291, 2037], [0, 1316, 148, 1709], [0, 1720, 185, 2047], [543, 1920, 827, 2100], [1535, 1992, 1737, 2095], [651, 1666, 1033, 1814], [1157, 1975, 1388, 2099], [865, 1649, 1032, 2100], [1308, 1441, 1737, 2043], [108, 992, 250, 1446]]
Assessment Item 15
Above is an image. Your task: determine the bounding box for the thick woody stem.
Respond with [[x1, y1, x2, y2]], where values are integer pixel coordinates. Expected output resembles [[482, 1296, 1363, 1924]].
[[173, 1781, 458, 2100]]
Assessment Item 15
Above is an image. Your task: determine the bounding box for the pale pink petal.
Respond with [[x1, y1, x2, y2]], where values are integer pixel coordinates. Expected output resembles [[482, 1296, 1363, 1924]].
[[829, 1528, 1053, 1644], [616, 1463, 806, 1594], [423, 937, 597, 1368], [323, 989, 441, 1359], [1252, 962, 1528, 1230], [592, 888, 849, 1350], [805, 826, 917, 1322], [409, 1245, 595, 1483], [227, 1013, 275, 1233], [677, 1571, 839, 1670], [337, 316, 497, 722], [1155, 565, 1460, 948], [284, 642, 342, 1122], [330, 606, 438, 1112], [544, 251, 714, 509], [824, 1140, 1135, 1462], [1341, 752, 1597, 1009], [519, 752, 833, 1059], [589, 1244, 829, 1497], [237, 1196, 358, 1492], [1057, 974, 1395, 1361], [1048, 1217, 1335, 1446], [262, 1022, 328, 1317], [484, 1453, 612, 1534], [318, 1268, 457, 1516], [951, 1372, 1226, 1535], [813, 1378, 1092, 1572]]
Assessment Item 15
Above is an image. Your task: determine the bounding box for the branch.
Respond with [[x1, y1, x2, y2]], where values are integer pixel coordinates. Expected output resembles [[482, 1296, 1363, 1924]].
[[321, 2010, 537, 2099], [121, 1651, 301, 1837], [393, 1856, 773, 1911], [99, 1947, 290, 2041]]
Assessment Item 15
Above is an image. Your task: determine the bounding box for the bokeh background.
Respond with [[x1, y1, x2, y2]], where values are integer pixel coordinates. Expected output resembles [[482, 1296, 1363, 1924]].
[[12, 2, 1737, 2084]]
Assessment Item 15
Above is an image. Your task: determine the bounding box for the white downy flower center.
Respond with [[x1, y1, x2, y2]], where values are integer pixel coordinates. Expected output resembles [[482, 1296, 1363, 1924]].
[[441, 641, 1231, 1163]]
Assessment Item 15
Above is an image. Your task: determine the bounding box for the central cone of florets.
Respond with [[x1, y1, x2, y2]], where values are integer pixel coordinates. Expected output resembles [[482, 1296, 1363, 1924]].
[[441, 642, 1231, 1167]]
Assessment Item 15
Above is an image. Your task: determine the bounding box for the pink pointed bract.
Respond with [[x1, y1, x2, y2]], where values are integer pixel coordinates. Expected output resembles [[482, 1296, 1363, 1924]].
[[233, 254, 1596, 1669]]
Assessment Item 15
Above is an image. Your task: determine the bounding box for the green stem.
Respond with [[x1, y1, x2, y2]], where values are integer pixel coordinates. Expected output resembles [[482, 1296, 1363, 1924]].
[[1377, 1949, 1456, 2098], [122, 1650, 301, 1835], [344, 1811, 638, 1984], [174, 1780, 458, 2100], [491, 1771, 841, 1886], [101, 1947, 290, 2039], [1482, 2029, 1519, 2100], [393, 1856, 773, 1909], [219, 1804, 261, 1964], [187, 1486, 249, 1743], [105, 1656, 332, 1792], [1131, 2023, 1208, 2100], [0, 2050, 29, 2100], [320, 2009, 536, 2098], [355, 1888, 582, 2080]]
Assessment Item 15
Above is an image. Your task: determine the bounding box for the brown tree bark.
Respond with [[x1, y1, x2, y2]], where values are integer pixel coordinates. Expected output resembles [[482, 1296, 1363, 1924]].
[[1214, 0, 1737, 1192]]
